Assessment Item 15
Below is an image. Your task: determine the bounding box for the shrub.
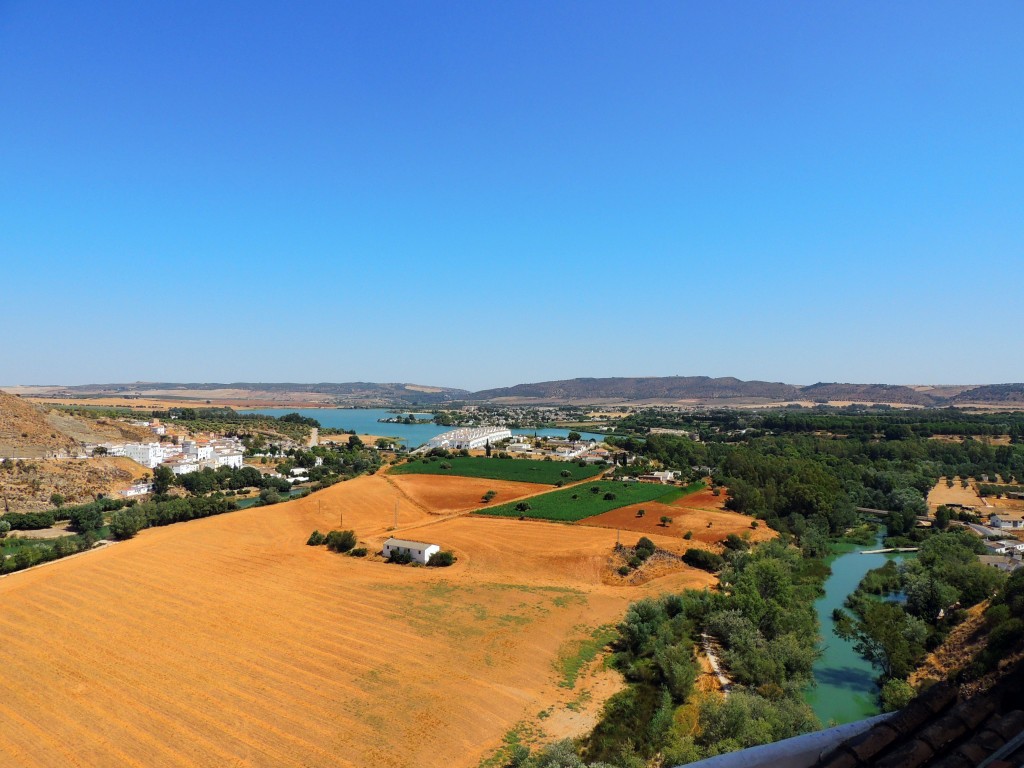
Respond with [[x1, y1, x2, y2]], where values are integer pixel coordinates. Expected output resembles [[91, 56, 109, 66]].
[[307, 530, 326, 546], [636, 509, 646, 518], [482, 490, 497, 503], [618, 565, 631, 576], [590, 486, 601, 494], [560, 470, 572, 478], [325, 529, 357, 553], [683, 548, 724, 572], [628, 556, 642, 568], [723, 533, 748, 551], [439, 462, 452, 470], [880, 679, 916, 712], [603, 492, 617, 501], [0, 520, 10, 538], [388, 549, 413, 565], [659, 515, 672, 527], [426, 550, 456, 567], [683, 530, 693, 540], [636, 537, 656, 557], [515, 501, 531, 513], [349, 547, 368, 557]]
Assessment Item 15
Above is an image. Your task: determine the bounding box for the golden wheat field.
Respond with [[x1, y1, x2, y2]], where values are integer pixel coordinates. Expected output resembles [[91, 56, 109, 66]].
[[0, 474, 714, 768]]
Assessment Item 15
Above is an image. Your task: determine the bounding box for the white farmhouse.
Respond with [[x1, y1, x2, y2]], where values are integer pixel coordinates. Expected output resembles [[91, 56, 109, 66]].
[[383, 537, 441, 565], [990, 512, 1024, 530]]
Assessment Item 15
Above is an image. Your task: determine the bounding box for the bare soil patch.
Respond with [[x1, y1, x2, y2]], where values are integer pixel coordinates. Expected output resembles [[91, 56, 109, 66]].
[[581, 501, 773, 546], [387, 475, 541, 516], [927, 477, 984, 510]]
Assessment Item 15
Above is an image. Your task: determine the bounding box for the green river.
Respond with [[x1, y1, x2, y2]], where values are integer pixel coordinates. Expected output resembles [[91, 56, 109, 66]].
[[805, 534, 910, 725]]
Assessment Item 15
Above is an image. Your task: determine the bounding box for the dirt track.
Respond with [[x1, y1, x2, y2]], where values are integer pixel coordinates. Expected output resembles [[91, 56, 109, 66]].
[[0, 474, 712, 767]]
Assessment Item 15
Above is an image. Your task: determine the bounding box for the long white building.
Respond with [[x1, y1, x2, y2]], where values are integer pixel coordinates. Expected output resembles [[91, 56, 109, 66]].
[[425, 427, 512, 451]]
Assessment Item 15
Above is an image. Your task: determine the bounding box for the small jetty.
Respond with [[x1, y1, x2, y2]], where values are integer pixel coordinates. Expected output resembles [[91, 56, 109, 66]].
[[860, 547, 919, 554]]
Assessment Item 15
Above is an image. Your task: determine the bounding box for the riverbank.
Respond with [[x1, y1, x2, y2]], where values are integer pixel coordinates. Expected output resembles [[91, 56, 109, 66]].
[[805, 534, 912, 725]]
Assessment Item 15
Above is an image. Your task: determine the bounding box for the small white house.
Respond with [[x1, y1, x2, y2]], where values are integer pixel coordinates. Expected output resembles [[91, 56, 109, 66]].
[[989, 512, 1024, 530], [383, 537, 440, 564]]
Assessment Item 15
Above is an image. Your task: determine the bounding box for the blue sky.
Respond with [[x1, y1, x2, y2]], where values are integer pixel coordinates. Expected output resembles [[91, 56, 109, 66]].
[[1, 1, 1021, 390]]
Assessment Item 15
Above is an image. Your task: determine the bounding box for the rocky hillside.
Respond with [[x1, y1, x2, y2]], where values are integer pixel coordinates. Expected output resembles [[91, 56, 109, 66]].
[[0, 457, 150, 513], [0, 391, 151, 458], [0, 391, 79, 458]]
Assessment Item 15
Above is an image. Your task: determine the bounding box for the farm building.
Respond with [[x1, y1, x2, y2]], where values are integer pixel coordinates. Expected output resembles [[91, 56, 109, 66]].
[[989, 511, 1024, 530], [425, 427, 512, 451], [383, 537, 440, 564]]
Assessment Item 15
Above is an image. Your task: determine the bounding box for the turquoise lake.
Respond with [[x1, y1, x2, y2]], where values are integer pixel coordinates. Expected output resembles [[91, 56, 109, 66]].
[[805, 535, 910, 725], [240, 408, 608, 448]]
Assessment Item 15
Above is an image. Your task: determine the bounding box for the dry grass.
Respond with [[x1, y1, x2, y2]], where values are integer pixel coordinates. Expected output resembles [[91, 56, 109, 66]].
[[0, 474, 712, 767]]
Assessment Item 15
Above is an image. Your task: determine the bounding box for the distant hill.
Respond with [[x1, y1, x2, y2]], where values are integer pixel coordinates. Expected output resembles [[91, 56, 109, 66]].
[[9, 381, 469, 407], [472, 376, 799, 402], [948, 384, 1024, 405], [470, 377, 1024, 407]]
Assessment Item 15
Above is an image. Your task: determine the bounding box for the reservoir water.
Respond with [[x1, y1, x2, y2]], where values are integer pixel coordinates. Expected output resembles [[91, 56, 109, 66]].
[[805, 535, 910, 725], [240, 408, 608, 449]]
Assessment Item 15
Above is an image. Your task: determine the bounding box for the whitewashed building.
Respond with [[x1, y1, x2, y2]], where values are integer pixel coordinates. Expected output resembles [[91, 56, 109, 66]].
[[425, 427, 512, 451], [383, 537, 440, 564], [990, 512, 1024, 530]]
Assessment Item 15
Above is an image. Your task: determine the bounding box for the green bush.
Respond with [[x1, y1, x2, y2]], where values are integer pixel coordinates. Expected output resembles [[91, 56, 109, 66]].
[[426, 550, 456, 567], [349, 547, 368, 557], [388, 549, 413, 565], [604, 492, 617, 501], [683, 530, 693, 540], [618, 565, 631, 576], [683, 548, 724, 573], [109, 509, 146, 540], [325, 529, 357, 553], [307, 530, 326, 546]]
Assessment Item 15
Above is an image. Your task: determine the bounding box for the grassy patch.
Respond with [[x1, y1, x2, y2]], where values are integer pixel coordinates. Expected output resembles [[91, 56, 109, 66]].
[[389, 456, 604, 485], [479, 480, 685, 522], [556, 624, 617, 689], [653, 480, 705, 504]]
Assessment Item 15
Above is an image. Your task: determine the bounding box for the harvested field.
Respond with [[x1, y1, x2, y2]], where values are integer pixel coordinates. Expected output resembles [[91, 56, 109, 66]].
[[0, 474, 709, 768], [927, 477, 984, 509], [387, 474, 541, 516], [581, 501, 773, 546], [388, 456, 604, 485]]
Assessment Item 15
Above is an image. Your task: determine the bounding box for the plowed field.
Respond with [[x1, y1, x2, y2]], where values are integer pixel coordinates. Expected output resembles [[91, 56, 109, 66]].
[[386, 474, 541, 516], [0, 474, 709, 768], [580, 487, 775, 546]]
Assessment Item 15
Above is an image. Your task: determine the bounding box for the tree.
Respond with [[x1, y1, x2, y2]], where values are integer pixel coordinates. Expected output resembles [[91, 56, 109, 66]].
[[69, 505, 105, 533], [659, 515, 672, 527], [109, 509, 146, 540], [834, 601, 927, 679], [567, 432, 582, 442], [347, 435, 363, 449], [880, 679, 915, 712], [152, 465, 175, 495], [325, 529, 357, 553], [515, 501, 531, 513], [0, 520, 10, 538], [49, 493, 64, 508], [934, 505, 951, 530]]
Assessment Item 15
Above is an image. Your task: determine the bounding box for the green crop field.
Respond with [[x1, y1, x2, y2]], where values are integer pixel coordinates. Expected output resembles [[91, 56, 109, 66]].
[[477, 480, 702, 522], [388, 456, 606, 485]]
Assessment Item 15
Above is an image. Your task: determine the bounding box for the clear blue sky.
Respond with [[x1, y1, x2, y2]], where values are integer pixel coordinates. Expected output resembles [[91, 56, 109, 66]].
[[1, 1, 1021, 390]]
